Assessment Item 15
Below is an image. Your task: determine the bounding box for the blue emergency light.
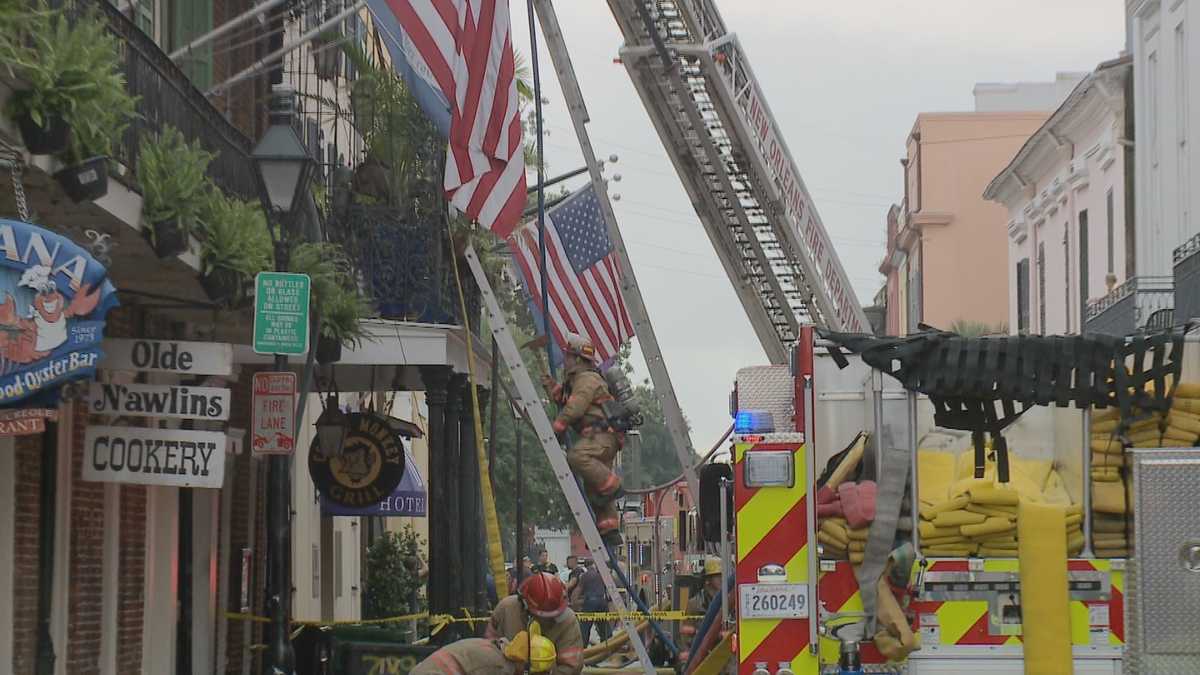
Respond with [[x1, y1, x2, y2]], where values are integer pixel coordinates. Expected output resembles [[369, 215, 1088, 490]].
[[734, 409, 775, 434]]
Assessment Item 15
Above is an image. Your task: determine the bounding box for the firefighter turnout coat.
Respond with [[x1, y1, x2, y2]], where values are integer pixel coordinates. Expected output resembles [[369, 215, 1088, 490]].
[[485, 595, 584, 675]]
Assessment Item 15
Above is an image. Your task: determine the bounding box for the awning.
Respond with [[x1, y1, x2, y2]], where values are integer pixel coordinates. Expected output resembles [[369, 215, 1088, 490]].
[[320, 442, 427, 517]]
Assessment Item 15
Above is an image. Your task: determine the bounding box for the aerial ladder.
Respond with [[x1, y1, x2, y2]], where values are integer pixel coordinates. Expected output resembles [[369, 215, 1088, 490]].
[[606, 0, 872, 363]]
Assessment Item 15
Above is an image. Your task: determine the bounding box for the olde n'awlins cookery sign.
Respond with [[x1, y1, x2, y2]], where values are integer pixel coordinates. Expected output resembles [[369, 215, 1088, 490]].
[[83, 426, 226, 488]]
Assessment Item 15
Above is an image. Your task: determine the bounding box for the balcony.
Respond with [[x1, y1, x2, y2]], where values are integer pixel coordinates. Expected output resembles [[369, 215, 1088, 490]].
[[1174, 233, 1200, 326], [82, 2, 256, 199], [333, 204, 481, 330], [1085, 275, 1175, 336]]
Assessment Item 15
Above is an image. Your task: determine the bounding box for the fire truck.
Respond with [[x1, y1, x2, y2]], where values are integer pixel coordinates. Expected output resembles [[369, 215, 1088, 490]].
[[683, 326, 1200, 675]]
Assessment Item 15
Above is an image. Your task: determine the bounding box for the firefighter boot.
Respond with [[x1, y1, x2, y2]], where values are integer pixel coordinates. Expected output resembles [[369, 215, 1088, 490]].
[[596, 501, 622, 546]]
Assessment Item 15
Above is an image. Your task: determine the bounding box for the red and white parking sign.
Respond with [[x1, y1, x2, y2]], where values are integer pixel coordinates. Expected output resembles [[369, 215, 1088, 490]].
[[251, 372, 296, 455]]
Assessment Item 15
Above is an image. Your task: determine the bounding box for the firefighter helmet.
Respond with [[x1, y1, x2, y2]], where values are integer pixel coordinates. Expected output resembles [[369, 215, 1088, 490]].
[[563, 331, 599, 364], [703, 556, 722, 578], [519, 572, 567, 618], [504, 624, 558, 672]]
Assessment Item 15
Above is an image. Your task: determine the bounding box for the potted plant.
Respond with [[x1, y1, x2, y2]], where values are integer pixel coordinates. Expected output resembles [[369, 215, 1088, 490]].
[[138, 126, 215, 258], [312, 29, 342, 81], [315, 283, 372, 363], [288, 242, 371, 363], [199, 193, 272, 306], [2, 3, 136, 184]]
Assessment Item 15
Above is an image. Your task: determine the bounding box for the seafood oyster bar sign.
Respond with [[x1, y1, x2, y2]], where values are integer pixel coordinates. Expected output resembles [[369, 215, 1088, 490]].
[[0, 219, 118, 406]]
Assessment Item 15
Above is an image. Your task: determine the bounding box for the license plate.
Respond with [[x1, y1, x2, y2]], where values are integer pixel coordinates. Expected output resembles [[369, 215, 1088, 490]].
[[738, 583, 808, 619]]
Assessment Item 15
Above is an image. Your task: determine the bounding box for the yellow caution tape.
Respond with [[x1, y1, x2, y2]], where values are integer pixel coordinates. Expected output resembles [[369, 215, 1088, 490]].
[[224, 610, 703, 627]]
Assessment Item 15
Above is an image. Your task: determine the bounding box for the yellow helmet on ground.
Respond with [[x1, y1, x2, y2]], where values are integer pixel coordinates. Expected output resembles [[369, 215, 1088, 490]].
[[703, 556, 722, 578], [503, 623, 557, 673]]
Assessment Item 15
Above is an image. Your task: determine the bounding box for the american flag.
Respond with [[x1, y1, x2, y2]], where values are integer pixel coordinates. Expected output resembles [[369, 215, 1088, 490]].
[[509, 183, 635, 364], [378, 0, 526, 237]]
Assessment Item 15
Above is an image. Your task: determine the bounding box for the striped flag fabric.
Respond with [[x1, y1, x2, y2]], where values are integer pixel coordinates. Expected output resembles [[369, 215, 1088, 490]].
[[371, 0, 527, 237], [508, 183, 635, 365]]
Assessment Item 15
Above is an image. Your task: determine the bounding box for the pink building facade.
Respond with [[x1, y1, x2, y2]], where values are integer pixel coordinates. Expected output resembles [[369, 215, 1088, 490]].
[[883, 111, 1051, 333]]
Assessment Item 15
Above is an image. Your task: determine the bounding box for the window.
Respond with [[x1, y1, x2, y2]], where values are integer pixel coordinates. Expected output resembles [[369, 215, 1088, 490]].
[[1063, 226, 1072, 333], [1016, 258, 1031, 334], [1079, 211, 1089, 331], [170, 0, 213, 90], [1106, 189, 1115, 275], [1038, 243, 1046, 334]]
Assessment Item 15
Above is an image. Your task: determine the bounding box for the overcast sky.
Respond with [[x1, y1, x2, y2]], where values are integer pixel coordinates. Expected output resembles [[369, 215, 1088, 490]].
[[508, 1, 1124, 454]]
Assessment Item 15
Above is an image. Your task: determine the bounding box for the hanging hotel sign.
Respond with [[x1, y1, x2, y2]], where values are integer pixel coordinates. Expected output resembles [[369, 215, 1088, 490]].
[[0, 219, 118, 407], [100, 339, 233, 376], [89, 382, 231, 421], [309, 412, 406, 507], [82, 425, 226, 488]]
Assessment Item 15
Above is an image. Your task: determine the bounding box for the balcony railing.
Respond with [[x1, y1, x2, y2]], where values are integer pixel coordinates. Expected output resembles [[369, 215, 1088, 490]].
[[1085, 275, 1175, 336], [335, 204, 481, 329], [1174, 232, 1200, 326], [59, 1, 256, 200]]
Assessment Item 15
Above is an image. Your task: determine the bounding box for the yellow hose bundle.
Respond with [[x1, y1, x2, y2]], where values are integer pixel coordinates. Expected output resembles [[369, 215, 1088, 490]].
[[932, 509, 986, 527], [968, 485, 1020, 506], [1018, 501, 1072, 674], [961, 517, 1016, 538]]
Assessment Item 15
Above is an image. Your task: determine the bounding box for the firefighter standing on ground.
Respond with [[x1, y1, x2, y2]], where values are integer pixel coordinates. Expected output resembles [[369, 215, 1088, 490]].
[[486, 572, 585, 675], [542, 332, 624, 539], [679, 557, 723, 663]]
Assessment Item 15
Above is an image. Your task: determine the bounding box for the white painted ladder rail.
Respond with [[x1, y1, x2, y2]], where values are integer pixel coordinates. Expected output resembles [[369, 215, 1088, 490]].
[[463, 245, 657, 672]]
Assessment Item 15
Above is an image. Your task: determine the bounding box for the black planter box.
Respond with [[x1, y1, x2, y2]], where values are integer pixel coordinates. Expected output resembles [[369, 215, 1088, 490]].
[[201, 267, 244, 306], [53, 156, 109, 203], [16, 112, 70, 155], [316, 335, 343, 364], [146, 218, 189, 259]]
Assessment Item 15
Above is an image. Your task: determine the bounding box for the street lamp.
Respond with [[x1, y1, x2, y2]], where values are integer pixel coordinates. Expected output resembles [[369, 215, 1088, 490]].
[[252, 85, 315, 675], [252, 87, 317, 222], [315, 391, 349, 457]]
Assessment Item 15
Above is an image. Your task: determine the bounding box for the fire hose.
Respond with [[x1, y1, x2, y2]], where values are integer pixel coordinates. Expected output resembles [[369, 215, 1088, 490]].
[[683, 572, 735, 673]]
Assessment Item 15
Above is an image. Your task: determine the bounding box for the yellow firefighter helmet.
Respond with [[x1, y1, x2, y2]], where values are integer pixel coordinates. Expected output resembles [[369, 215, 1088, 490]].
[[703, 556, 722, 578], [504, 622, 557, 672], [563, 331, 599, 364]]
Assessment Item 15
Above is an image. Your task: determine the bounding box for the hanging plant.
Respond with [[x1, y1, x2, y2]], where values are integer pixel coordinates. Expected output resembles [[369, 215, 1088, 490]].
[[138, 126, 215, 258], [2, 2, 136, 192], [312, 29, 342, 82], [288, 242, 372, 363], [198, 192, 272, 306]]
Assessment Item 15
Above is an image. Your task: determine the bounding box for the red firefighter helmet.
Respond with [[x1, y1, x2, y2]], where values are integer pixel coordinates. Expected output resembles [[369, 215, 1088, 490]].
[[519, 572, 568, 618]]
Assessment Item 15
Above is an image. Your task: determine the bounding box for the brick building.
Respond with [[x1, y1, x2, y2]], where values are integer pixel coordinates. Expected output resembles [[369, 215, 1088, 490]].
[[0, 2, 489, 674]]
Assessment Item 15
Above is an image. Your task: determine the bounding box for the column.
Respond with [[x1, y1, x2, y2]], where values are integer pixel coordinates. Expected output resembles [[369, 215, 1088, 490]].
[[459, 384, 481, 613], [442, 374, 466, 621], [420, 366, 452, 617]]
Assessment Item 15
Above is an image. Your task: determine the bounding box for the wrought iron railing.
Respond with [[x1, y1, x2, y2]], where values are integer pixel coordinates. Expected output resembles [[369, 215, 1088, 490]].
[[1173, 233, 1200, 325], [335, 204, 481, 329], [1086, 275, 1175, 335], [57, 1, 256, 200]]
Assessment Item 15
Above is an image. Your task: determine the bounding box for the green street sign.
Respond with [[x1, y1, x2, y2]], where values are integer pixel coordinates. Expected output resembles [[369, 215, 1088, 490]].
[[253, 272, 311, 355]]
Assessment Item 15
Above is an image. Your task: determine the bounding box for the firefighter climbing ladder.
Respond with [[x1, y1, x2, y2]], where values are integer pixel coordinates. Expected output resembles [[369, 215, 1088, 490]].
[[606, 0, 871, 362], [532, 0, 700, 501], [463, 245, 657, 672]]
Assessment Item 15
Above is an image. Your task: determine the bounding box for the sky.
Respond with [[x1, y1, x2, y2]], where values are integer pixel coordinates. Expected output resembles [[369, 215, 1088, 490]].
[[508, 1, 1125, 454]]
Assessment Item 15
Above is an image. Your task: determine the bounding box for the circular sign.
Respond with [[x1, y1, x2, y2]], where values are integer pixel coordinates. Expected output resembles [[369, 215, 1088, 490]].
[[309, 412, 406, 508]]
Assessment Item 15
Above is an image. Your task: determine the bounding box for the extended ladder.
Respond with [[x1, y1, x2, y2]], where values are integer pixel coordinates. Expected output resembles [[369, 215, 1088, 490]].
[[463, 245, 657, 672]]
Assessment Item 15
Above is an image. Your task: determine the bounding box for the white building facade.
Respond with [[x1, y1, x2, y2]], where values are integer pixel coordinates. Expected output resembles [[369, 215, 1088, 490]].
[[985, 59, 1133, 335]]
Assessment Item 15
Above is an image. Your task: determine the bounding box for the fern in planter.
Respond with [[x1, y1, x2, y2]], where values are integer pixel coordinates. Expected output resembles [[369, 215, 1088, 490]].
[[288, 242, 372, 362], [198, 193, 272, 306], [138, 126, 215, 258], [2, 2, 135, 201]]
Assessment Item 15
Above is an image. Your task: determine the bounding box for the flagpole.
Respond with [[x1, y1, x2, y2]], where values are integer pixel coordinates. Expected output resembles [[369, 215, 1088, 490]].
[[528, 0, 553, 377]]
